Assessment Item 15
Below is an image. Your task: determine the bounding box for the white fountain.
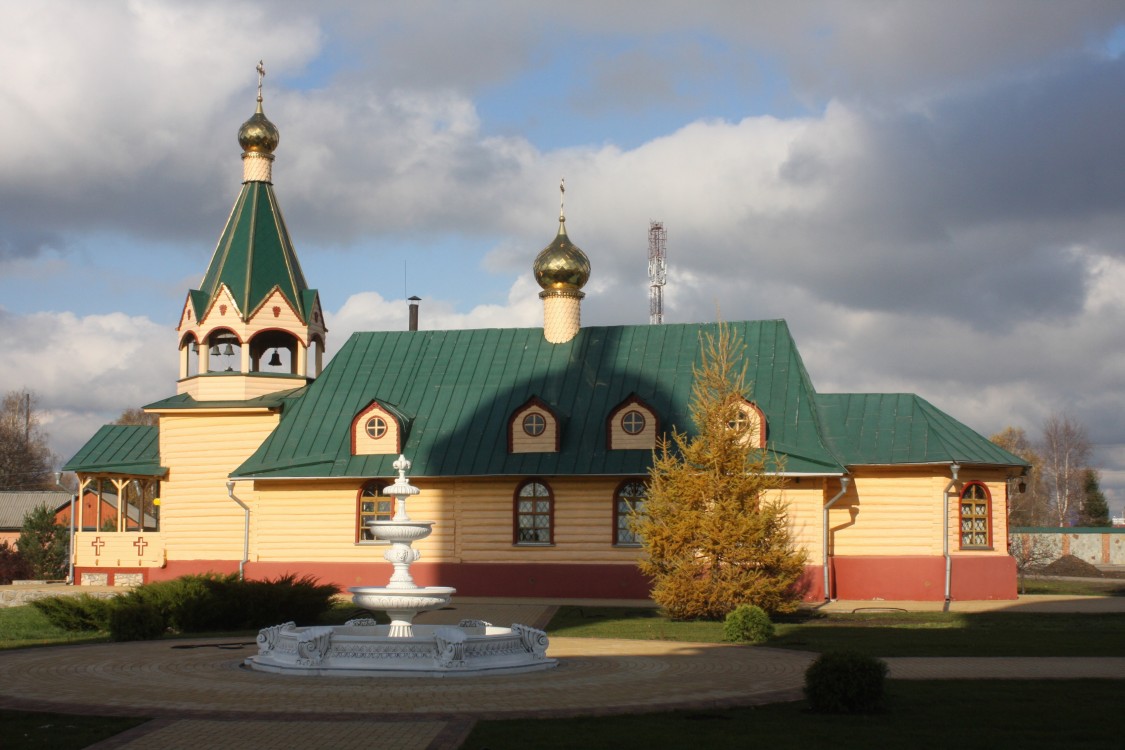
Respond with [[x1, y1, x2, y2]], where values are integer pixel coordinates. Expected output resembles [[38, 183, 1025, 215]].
[[245, 455, 556, 677]]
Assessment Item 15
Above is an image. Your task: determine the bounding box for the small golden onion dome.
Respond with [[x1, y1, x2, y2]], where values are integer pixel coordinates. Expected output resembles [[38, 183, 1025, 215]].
[[534, 218, 591, 291], [238, 101, 279, 154]]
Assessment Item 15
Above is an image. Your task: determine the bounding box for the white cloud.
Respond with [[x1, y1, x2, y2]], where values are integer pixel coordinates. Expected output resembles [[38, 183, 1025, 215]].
[[0, 308, 173, 461]]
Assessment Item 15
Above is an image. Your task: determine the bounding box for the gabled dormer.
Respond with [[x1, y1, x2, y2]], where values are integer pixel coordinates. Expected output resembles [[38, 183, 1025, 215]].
[[607, 394, 659, 450], [175, 68, 326, 401], [509, 396, 560, 454], [351, 401, 411, 456]]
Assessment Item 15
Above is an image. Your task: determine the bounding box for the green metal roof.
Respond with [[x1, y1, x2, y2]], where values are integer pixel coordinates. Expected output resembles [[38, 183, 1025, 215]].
[[191, 181, 315, 322], [144, 387, 307, 411], [62, 425, 165, 477], [816, 393, 1028, 468], [233, 321, 847, 479]]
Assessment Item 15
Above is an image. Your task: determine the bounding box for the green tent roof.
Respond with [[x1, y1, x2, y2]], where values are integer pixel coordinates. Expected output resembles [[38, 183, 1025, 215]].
[[191, 181, 315, 322], [62, 425, 165, 477], [816, 393, 1029, 467], [233, 321, 847, 479]]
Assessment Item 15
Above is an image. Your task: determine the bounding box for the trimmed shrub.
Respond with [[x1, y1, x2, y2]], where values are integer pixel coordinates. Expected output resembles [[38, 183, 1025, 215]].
[[109, 599, 166, 641], [722, 604, 774, 643], [804, 650, 889, 714], [0, 541, 30, 584], [30, 594, 113, 631], [109, 572, 339, 635]]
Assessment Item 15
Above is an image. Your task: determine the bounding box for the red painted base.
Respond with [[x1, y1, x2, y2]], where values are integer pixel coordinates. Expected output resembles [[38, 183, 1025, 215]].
[[802, 555, 1017, 601], [78, 555, 1016, 602]]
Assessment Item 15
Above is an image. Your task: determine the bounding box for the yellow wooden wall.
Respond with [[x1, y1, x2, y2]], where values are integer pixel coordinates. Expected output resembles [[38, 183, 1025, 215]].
[[154, 456, 1011, 567], [158, 410, 280, 560], [826, 468, 1010, 558]]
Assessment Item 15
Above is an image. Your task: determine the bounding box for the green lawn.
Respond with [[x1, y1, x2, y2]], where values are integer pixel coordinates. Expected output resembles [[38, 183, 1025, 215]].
[[547, 606, 1125, 657], [0, 605, 108, 650], [465, 680, 1122, 750], [1017, 577, 1125, 596]]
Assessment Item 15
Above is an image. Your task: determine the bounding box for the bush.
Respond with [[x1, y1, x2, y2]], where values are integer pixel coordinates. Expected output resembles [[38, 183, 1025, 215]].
[[0, 541, 30, 584], [109, 599, 166, 641], [722, 604, 774, 643], [804, 650, 889, 714], [30, 594, 113, 631], [109, 572, 339, 635]]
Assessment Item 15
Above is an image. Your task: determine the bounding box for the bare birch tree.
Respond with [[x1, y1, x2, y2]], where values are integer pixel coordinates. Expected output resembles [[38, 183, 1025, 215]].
[[0, 390, 55, 490], [1040, 413, 1091, 527]]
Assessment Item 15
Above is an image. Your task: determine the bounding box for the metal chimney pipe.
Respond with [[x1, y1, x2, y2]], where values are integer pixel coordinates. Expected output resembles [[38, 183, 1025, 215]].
[[408, 296, 421, 331]]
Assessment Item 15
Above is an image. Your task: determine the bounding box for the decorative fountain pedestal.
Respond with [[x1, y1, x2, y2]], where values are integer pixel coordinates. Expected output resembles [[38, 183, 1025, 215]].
[[245, 456, 556, 677]]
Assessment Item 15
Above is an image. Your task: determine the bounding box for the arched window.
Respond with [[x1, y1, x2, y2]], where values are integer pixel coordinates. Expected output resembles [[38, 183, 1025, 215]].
[[357, 480, 393, 543], [614, 480, 647, 546], [959, 482, 991, 549], [514, 479, 553, 545]]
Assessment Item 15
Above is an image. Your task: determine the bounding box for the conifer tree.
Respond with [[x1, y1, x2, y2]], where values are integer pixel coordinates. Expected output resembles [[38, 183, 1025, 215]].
[[1081, 469, 1111, 527], [16, 505, 69, 580], [634, 325, 807, 619]]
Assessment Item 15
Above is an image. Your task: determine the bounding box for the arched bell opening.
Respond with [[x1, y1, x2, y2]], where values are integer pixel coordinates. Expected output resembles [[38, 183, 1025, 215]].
[[206, 329, 243, 373], [178, 332, 201, 378], [250, 329, 298, 374]]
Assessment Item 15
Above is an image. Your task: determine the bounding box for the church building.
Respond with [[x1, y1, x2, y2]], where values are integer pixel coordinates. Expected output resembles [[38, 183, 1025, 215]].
[[64, 75, 1027, 602]]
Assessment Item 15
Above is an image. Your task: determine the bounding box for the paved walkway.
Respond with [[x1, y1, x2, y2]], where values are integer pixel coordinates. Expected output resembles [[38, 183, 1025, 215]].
[[2, 596, 1122, 749]]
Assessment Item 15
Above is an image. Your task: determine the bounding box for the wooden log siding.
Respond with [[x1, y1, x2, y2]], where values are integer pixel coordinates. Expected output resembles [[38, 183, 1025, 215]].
[[158, 412, 280, 560], [823, 469, 1011, 558], [251, 480, 457, 563]]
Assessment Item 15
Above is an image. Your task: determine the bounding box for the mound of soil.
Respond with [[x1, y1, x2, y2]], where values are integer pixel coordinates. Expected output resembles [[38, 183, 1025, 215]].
[[1040, 554, 1106, 578]]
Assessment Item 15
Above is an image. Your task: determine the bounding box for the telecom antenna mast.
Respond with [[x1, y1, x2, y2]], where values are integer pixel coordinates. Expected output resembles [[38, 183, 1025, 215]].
[[648, 221, 667, 324]]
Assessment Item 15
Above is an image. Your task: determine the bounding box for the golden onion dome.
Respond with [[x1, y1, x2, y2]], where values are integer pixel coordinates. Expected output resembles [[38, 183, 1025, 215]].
[[533, 217, 590, 291], [238, 100, 279, 154]]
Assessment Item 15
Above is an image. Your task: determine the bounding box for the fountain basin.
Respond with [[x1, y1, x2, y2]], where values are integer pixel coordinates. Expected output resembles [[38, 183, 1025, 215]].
[[245, 618, 556, 677], [370, 521, 435, 542], [348, 586, 456, 610]]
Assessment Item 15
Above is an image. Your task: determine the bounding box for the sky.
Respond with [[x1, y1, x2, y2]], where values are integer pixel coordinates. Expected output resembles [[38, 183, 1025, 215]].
[[2, 1, 1125, 517]]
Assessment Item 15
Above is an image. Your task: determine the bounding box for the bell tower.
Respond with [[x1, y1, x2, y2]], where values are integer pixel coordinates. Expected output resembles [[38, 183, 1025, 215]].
[[176, 62, 326, 400]]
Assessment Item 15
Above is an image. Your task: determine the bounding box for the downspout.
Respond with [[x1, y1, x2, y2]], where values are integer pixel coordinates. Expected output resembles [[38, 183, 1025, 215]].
[[226, 480, 250, 580], [943, 463, 960, 611], [823, 476, 851, 602]]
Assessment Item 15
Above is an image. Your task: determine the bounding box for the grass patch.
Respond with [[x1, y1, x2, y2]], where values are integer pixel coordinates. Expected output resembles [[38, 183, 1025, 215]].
[[464, 679, 1122, 750], [547, 606, 1125, 657], [0, 606, 108, 650], [548, 606, 725, 642], [1018, 577, 1125, 596], [771, 612, 1125, 657], [0, 710, 146, 750]]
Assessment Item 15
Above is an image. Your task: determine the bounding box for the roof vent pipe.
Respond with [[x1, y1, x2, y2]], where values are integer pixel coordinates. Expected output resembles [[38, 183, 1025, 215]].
[[408, 296, 421, 332]]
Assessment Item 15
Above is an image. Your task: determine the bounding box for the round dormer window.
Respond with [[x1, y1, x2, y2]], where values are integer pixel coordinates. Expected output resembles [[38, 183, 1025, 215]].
[[365, 417, 388, 439]]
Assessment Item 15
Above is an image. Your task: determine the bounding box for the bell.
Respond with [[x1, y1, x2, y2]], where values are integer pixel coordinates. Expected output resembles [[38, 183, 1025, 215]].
[[191, 343, 198, 353], [209, 345, 220, 356], [222, 343, 234, 356], [268, 349, 282, 367]]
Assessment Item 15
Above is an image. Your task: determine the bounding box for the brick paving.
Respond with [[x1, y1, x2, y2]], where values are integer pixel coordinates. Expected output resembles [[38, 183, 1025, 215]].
[[3, 596, 1123, 749]]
